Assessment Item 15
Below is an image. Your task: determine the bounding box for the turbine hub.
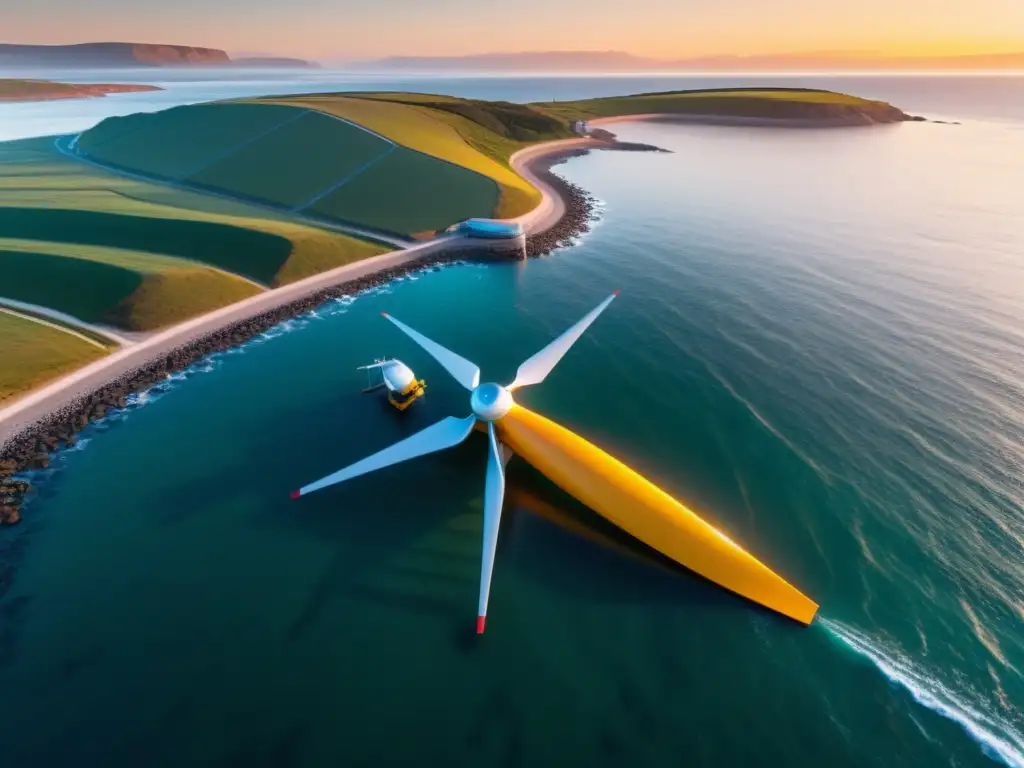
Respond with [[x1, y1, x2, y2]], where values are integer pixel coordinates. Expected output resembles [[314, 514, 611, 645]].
[[470, 383, 513, 421]]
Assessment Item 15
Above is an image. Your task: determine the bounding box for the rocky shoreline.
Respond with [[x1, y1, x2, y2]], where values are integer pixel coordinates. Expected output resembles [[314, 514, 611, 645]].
[[521, 138, 666, 257], [0, 175, 600, 525], [523, 150, 597, 257]]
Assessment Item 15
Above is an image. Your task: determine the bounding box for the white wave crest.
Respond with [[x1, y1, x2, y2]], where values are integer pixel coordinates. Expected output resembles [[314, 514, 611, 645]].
[[822, 618, 1024, 768]]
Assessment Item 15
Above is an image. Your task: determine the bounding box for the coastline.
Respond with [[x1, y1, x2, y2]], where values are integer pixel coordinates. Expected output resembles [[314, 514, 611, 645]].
[[0, 135, 608, 520], [0, 107, 899, 518], [0, 83, 163, 103]]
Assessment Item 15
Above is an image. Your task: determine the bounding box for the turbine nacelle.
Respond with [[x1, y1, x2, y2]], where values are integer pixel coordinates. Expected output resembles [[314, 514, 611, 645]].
[[470, 383, 514, 422]]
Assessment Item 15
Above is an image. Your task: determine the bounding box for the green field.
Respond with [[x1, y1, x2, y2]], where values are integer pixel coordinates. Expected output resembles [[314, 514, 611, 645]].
[[0, 135, 389, 389], [0, 238, 260, 331], [0, 206, 296, 285], [0, 311, 110, 403], [308, 147, 498, 234], [0, 138, 389, 287], [189, 111, 391, 208], [253, 93, 570, 217], [79, 98, 522, 235], [79, 103, 304, 179]]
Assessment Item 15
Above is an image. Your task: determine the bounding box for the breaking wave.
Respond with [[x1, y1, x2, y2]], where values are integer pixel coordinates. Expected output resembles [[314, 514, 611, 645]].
[[822, 618, 1024, 768]]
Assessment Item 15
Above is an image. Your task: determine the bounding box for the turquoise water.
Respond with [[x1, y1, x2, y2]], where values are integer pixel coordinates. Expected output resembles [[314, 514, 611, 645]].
[[2, 77, 1024, 766]]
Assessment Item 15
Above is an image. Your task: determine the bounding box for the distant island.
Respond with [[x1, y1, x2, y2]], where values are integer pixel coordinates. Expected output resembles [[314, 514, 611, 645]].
[[0, 79, 163, 102], [354, 49, 1024, 72], [0, 42, 317, 69]]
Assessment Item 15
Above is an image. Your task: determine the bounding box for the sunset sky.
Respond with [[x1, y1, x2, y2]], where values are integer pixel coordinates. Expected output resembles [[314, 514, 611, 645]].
[[6, 0, 1024, 61]]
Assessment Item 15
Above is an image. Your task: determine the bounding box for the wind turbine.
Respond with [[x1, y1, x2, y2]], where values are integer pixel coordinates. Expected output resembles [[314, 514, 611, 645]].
[[292, 292, 818, 633]]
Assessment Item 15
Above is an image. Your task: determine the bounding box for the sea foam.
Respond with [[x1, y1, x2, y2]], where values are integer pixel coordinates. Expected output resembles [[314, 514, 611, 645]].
[[822, 618, 1024, 768]]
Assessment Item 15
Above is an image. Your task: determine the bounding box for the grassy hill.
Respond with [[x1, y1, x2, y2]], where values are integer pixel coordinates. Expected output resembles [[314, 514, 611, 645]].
[[0, 238, 261, 331], [0, 138, 388, 288], [252, 93, 573, 218], [538, 87, 911, 123], [78, 94, 574, 234], [0, 311, 111, 403], [0, 136, 389, 397]]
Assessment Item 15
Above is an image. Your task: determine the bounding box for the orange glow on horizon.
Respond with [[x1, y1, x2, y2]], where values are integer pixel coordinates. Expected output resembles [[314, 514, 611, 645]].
[[5, 1, 1023, 65]]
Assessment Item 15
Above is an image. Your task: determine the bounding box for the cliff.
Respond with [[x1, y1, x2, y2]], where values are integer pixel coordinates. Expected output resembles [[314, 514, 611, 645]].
[[0, 43, 230, 68]]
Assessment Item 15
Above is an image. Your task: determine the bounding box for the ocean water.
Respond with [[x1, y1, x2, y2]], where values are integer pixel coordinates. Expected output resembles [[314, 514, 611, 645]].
[[1, 75, 1023, 767]]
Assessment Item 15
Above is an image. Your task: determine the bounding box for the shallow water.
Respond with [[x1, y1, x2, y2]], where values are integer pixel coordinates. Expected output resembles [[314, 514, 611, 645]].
[[1, 75, 1023, 767]]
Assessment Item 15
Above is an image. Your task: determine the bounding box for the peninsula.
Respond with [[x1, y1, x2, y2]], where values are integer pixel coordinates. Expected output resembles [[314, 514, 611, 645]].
[[0, 87, 919, 521], [0, 42, 229, 67], [0, 79, 163, 102]]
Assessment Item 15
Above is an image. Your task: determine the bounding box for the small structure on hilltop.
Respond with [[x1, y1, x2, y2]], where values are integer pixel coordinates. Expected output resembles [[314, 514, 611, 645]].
[[571, 119, 590, 135]]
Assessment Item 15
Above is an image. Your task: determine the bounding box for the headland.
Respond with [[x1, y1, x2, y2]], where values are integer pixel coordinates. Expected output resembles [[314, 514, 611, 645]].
[[0, 79, 163, 102]]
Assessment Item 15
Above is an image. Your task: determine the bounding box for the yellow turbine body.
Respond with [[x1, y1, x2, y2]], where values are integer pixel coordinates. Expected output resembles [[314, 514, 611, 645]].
[[496, 404, 818, 625]]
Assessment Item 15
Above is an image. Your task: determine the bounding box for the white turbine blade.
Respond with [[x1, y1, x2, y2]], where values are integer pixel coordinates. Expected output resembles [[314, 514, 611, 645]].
[[383, 313, 480, 391], [508, 291, 618, 390], [292, 415, 477, 499], [476, 422, 506, 634]]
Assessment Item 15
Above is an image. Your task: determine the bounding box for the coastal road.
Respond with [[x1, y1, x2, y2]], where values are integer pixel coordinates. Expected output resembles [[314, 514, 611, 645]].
[[509, 136, 604, 233]]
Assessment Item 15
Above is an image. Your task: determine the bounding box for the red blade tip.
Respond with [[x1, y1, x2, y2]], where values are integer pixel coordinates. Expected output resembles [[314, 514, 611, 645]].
[[381, 312, 389, 318], [476, 616, 486, 634], [290, 489, 301, 500], [613, 289, 620, 296]]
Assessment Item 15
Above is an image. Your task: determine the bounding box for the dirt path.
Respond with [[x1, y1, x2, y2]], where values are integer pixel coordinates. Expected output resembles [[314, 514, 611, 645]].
[[0, 298, 132, 346]]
